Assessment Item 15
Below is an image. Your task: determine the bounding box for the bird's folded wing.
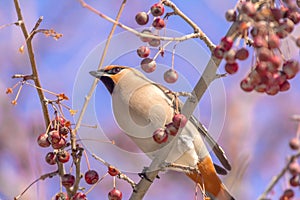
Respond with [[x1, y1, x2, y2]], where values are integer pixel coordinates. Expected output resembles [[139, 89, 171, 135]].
[[153, 83, 231, 172]]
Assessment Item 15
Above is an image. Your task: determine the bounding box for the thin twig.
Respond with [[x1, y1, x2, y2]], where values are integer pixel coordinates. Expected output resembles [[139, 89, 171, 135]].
[[14, 170, 59, 200], [78, 0, 200, 42], [70, 147, 84, 196], [13, 0, 50, 127], [72, 0, 127, 151], [258, 151, 300, 199]]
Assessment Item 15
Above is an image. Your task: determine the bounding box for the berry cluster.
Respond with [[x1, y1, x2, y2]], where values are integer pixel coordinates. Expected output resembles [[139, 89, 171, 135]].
[[135, 2, 180, 83], [217, 0, 300, 95], [152, 113, 187, 144], [37, 115, 102, 199]]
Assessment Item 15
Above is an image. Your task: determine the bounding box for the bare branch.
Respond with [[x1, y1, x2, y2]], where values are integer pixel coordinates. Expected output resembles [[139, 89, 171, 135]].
[[13, 0, 50, 127]]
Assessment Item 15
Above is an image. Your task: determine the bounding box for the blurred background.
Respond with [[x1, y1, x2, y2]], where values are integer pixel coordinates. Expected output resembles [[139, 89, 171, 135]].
[[0, 0, 300, 199]]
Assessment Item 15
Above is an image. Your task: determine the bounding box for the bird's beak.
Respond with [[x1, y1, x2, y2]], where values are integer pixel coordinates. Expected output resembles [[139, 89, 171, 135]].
[[89, 69, 105, 79]]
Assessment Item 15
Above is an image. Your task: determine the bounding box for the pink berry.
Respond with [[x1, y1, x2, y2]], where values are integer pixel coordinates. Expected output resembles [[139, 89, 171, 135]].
[[257, 47, 272, 62], [108, 188, 122, 200], [152, 18, 166, 30], [54, 192, 69, 200], [140, 29, 153, 43], [108, 166, 119, 176], [248, 70, 261, 85], [268, 34, 280, 49], [137, 46, 150, 58], [253, 36, 267, 48], [37, 132, 51, 147], [172, 114, 188, 128], [225, 9, 237, 22], [255, 83, 267, 93], [135, 12, 149, 25], [283, 60, 299, 79], [225, 62, 239, 74], [45, 152, 57, 165], [165, 122, 179, 136], [57, 150, 70, 163], [235, 48, 249, 60], [289, 161, 300, 176], [240, 78, 254, 92], [151, 3, 165, 17], [164, 69, 178, 83], [289, 137, 300, 150], [239, 2, 256, 16], [152, 128, 168, 144], [141, 58, 156, 73], [220, 37, 233, 51], [71, 192, 87, 200], [85, 170, 99, 185], [62, 174, 75, 188], [213, 46, 225, 59]]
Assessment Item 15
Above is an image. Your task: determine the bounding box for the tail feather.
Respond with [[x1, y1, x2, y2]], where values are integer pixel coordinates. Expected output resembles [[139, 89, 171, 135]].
[[186, 156, 234, 200]]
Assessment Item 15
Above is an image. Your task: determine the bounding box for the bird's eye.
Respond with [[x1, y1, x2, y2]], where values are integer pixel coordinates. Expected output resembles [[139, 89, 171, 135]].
[[109, 67, 122, 74]]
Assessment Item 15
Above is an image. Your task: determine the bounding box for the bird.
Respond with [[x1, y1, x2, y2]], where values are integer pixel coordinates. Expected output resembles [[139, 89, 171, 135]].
[[90, 65, 234, 200]]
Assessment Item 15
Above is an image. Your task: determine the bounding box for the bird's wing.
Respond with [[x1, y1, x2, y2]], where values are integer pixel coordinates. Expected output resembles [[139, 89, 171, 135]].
[[152, 83, 231, 172]]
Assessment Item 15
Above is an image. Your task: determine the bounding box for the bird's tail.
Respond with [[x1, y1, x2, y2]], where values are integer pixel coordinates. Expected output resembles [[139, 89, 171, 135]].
[[186, 156, 234, 200]]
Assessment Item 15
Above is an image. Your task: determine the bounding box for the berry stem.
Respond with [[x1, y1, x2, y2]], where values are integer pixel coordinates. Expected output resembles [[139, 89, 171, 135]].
[[153, 40, 172, 60], [83, 149, 91, 170], [85, 173, 108, 195]]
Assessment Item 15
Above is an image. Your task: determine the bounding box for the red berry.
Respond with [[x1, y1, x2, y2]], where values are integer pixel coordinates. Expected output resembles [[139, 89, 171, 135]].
[[280, 80, 290, 92], [52, 137, 67, 149], [57, 150, 70, 163], [137, 46, 150, 58], [152, 128, 168, 144], [220, 37, 233, 51], [135, 12, 149, 25], [108, 166, 119, 176], [235, 48, 249, 60], [52, 116, 66, 128], [255, 83, 267, 93], [213, 46, 225, 59], [288, 11, 300, 24], [165, 122, 179, 136], [248, 70, 261, 85], [59, 126, 70, 136], [140, 29, 153, 43], [148, 38, 161, 47], [225, 62, 239, 74], [48, 130, 61, 144], [164, 69, 178, 83], [253, 36, 267, 48], [151, 3, 165, 17], [141, 58, 156, 73], [172, 114, 188, 128], [290, 175, 300, 187], [85, 170, 99, 185], [266, 85, 280, 96], [54, 192, 69, 200], [37, 132, 51, 147], [257, 47, 272, 62], [283, 60, 299, 79], [240, 78, 254, 92], [224, 49, 236, 64], [152, 18, 166, 30], [62, 174, 75, 188], [296, 37, 300, 47], [108, 188, 122, 200], [270, 8, 285, 21], [45, 152, 57, 165], [225, 9, 237, 22], [268, 55, 281, 69], [289, 137, 300, 150], [283, 188, 295, 198], [71, 192, 87, 200]]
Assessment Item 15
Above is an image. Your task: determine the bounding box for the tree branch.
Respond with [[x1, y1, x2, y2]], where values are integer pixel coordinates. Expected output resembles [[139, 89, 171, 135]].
[[13, 0, 50, 127]]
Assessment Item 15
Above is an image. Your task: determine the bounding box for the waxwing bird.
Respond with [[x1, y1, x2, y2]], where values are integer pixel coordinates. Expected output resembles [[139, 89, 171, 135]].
[[90, 65, 234, 200]]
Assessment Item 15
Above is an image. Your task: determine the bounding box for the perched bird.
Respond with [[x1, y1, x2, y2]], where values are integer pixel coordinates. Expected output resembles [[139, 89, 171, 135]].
[[90, 65, 234, 200]]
